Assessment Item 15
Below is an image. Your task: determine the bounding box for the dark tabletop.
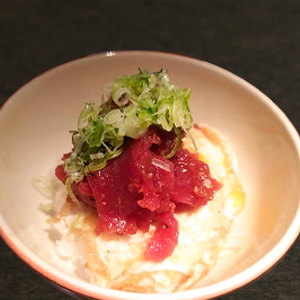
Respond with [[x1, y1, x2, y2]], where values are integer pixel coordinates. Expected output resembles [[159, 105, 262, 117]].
[[1, 0, 299, 299]]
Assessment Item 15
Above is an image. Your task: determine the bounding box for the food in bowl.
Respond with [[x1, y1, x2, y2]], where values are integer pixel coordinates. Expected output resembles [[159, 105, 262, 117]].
[[36, 69, 245, 293], [2, 51, 300, 300]]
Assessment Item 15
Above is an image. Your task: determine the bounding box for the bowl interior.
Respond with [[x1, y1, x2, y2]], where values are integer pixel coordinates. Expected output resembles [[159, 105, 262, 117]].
[[1, 51, 300, 300]]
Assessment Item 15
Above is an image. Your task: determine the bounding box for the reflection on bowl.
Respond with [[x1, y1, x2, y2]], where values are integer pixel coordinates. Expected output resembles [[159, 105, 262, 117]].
[[0, 51, 300, 300]]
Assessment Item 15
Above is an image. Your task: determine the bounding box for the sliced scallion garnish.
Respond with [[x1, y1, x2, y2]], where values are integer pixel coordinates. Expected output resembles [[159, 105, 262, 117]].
[[64, 69, 193, 183]]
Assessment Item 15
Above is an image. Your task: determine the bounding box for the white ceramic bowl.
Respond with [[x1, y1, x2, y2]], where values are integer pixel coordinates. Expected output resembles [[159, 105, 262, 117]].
[[1, 51, 300, 300]]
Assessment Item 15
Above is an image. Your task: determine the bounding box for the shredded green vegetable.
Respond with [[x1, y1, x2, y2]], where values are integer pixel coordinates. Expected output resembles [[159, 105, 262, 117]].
[[71, 213, 82, 231], [38, 203, 53, 213], [64, 69, 193, 182]]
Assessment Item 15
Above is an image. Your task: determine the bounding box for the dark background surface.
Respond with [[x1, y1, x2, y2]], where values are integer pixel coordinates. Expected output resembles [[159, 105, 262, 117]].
[[0, 0, 299, 299]]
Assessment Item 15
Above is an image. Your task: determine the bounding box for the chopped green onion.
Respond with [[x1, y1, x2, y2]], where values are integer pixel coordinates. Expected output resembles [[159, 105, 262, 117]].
[[38, 203, 53, 213], [71, 213, 82, 231], [162, 129, 182, 159], [64, 69, 193, 182], [87, 159, 107, 172], [66, 177, 80, 205]]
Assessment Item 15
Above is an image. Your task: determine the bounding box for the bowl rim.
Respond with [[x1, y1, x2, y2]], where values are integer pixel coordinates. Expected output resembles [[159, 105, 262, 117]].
[[1, 50, 300, 300]]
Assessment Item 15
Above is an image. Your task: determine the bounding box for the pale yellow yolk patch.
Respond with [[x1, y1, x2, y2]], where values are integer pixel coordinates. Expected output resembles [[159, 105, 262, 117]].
[[230, 185, 246, 212]]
